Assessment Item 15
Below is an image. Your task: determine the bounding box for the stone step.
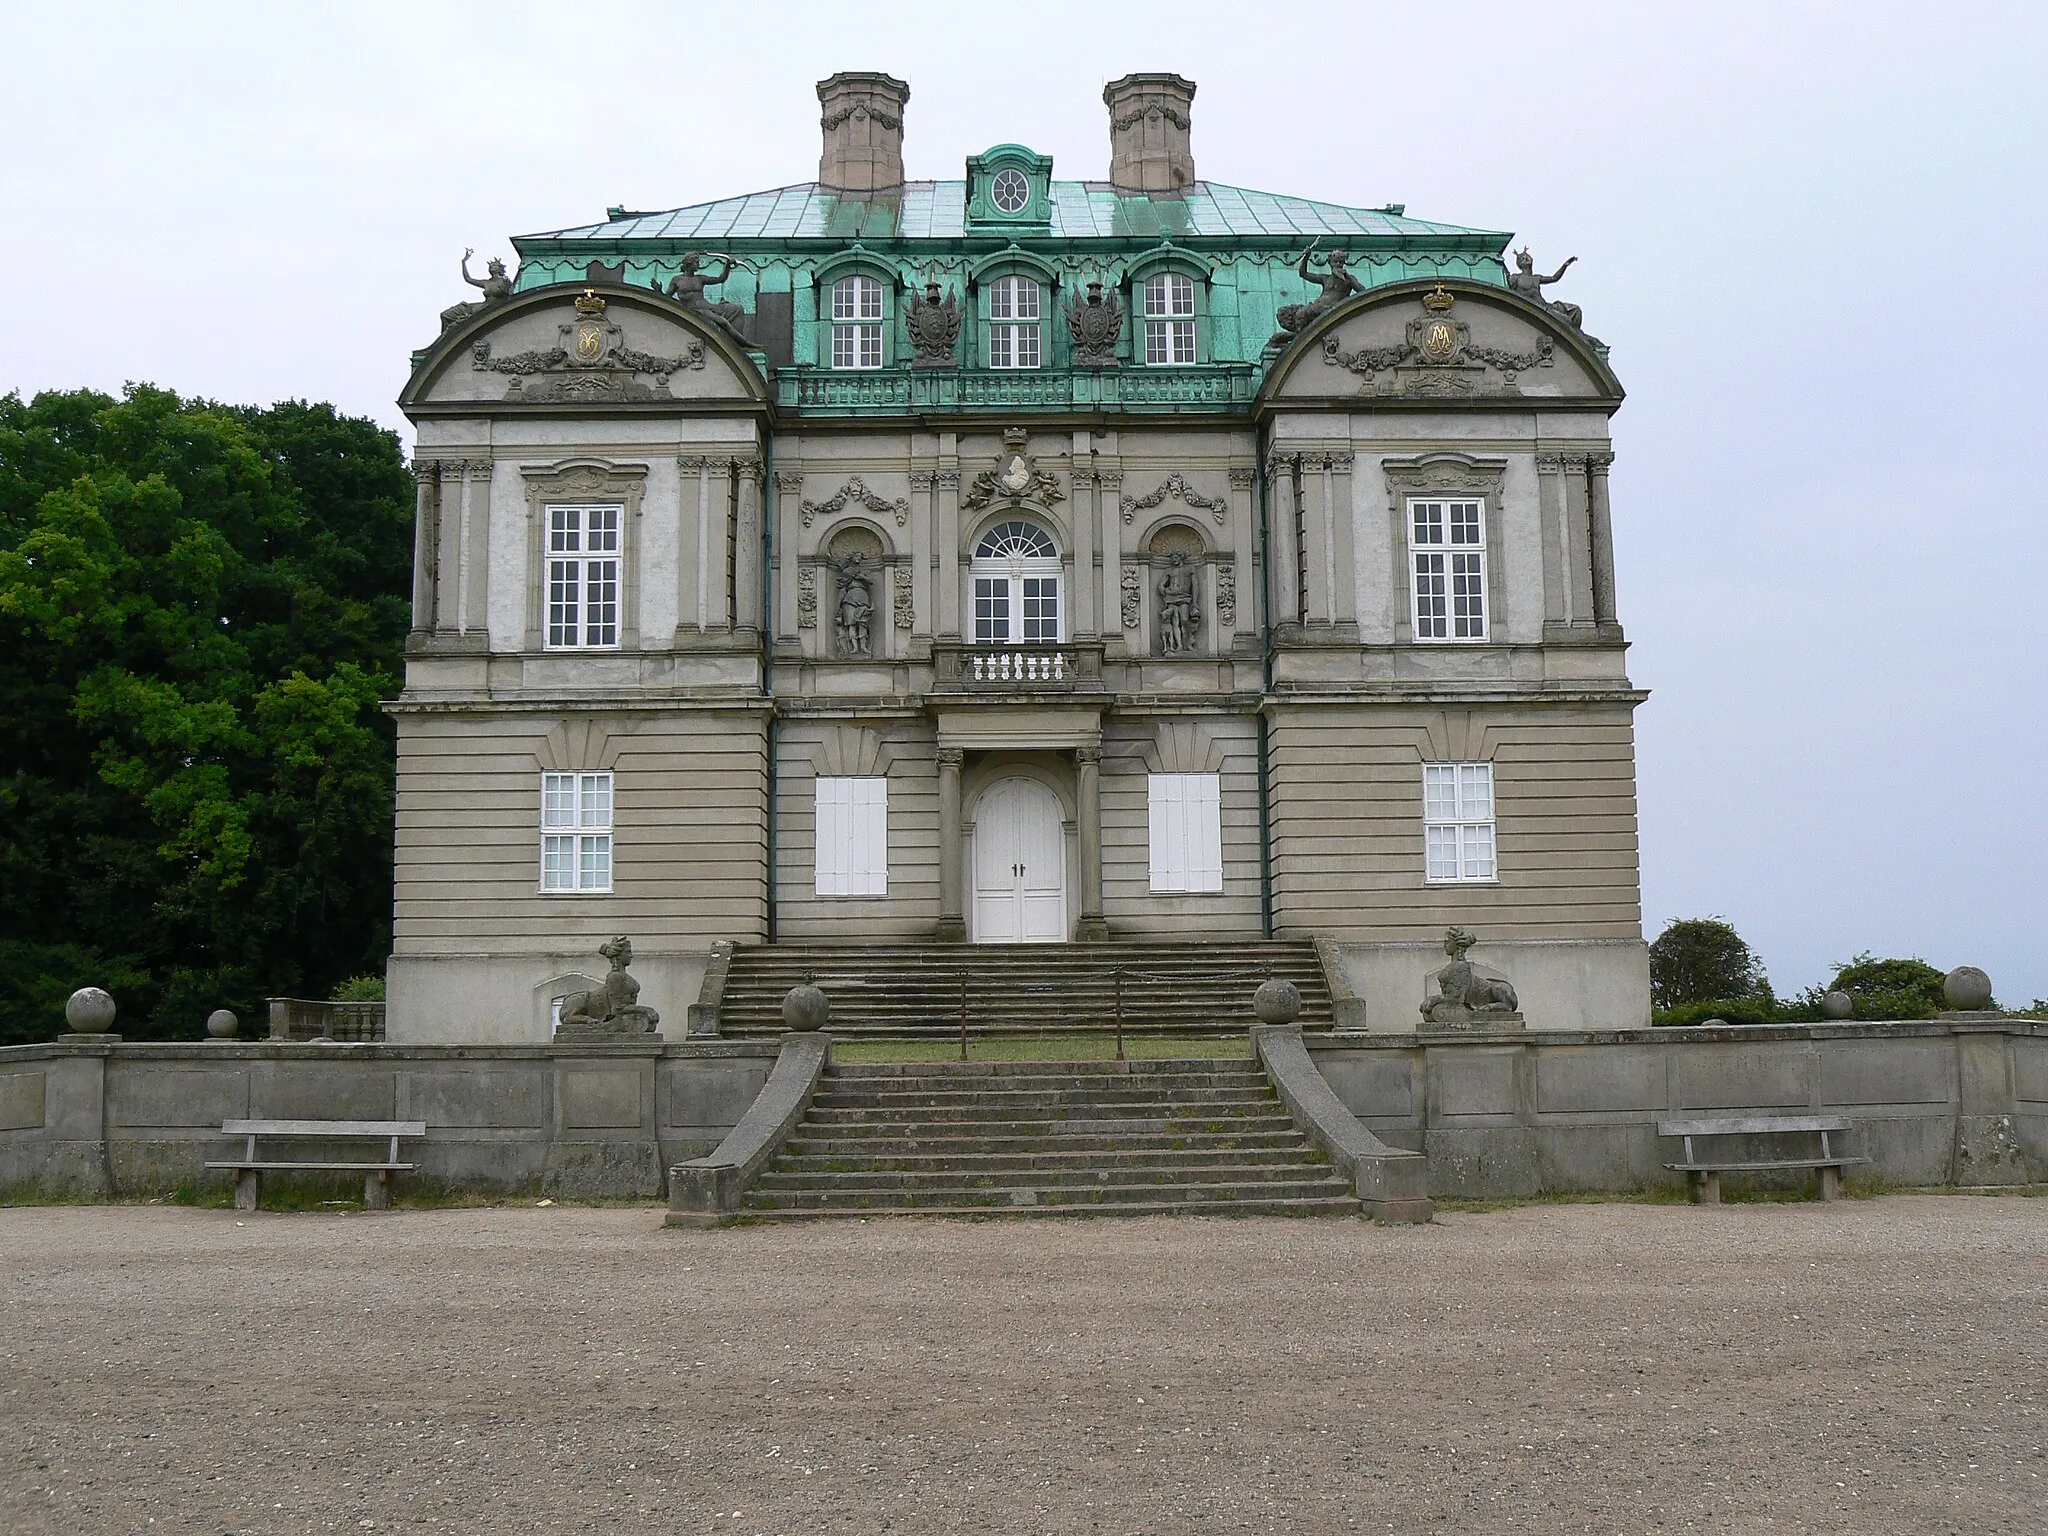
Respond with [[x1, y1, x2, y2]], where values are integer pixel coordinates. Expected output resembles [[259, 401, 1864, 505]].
[[733, 1193, 1363, 1222], [783, 1129, 1312, 1158], [757, 1160, 1335, 1193], [742, 1174, 1353, 1213], [800, 1102, 1291, 1128], [828, 1059, 1265, 1079], [771, 1144, 1316, 1173], [795, 1111, 1303, 1136], [810, 1084, 1280, 1111]]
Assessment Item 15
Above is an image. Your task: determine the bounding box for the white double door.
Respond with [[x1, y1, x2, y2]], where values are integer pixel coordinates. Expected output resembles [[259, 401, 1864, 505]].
[[972, 777, 1068, 943]]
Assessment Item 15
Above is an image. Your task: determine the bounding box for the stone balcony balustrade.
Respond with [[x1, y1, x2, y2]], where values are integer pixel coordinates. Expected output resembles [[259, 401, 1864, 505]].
[[931, 642, 1105, 693]]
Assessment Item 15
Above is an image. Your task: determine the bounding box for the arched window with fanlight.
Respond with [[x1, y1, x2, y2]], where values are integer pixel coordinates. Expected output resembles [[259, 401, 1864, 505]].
[[970, 520, 1061, 644]]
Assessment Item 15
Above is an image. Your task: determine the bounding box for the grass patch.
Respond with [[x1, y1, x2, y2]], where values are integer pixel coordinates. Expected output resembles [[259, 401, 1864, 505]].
[[832, 1033, 1251, 1064]]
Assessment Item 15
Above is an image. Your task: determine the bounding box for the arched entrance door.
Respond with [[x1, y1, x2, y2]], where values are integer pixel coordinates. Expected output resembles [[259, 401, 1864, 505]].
[[972, 777, 1067, 943]]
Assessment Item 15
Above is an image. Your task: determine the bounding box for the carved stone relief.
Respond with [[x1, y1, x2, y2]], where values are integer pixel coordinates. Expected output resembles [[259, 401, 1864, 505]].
[[1121, 473, 1227, 526], [1319, 284, 1553, 398], [1065, 281, 1124, 368], [797, 566, 818, 630], [903, 281, 961, 368], [1215, 563, 1236, 626], [893, 565, 914, 630], [823, 527, 885, 658], [1119, 569, 1142, 630], [963, 429, 1065, 511], [801, 476, 909, 528], [470, 291, 706, 402]]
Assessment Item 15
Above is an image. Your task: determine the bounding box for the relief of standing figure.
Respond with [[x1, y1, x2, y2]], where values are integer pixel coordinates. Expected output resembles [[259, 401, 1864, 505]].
[[832, 551, 875, 658]]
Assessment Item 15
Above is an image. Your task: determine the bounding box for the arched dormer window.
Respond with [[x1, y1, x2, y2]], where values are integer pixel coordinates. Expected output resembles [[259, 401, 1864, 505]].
[[987, 275, 1043, 369], [970, 520, 1061, 645], [829, 274, 887, 369], [1142, 270, 1198, 365]]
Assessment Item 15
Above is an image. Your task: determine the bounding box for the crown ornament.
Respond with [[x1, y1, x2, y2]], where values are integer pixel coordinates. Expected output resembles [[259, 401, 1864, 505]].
[[1421, 282, 1456, 313], [574, 289, 608, 316]]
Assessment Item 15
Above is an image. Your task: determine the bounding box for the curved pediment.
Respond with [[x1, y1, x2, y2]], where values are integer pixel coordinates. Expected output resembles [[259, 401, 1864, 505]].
[[1259, 278, 1622, 407], [401, 283, 771, 412]]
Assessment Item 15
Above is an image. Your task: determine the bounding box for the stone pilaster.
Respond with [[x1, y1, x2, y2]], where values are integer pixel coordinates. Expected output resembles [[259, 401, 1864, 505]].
[[1075, 742, 1108, 941], [1587, 451, 1618, 630], [734, 454, 763, 638], [1266, 453, 1300, 631], [773, 468, 804, 642], [935, 745, 965, 941], [936, 461, 961, 640], [908, 469, 935, 642], [410, 459, 441, 641]]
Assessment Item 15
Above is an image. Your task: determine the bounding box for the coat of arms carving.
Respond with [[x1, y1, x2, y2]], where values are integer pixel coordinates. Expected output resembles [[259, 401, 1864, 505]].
[[1065, 281, 1124, 368], [963, 429, 1066, 510]]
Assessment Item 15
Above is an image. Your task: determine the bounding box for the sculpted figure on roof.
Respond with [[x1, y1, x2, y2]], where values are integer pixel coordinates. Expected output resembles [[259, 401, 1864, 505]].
[[1273, 238, 1364, 340], [660, 251, 751, 341], [1507, 249, 1583, 329], [439, 248, 515, 332]]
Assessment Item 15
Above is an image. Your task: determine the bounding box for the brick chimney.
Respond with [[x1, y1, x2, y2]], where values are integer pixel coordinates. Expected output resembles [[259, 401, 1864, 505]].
[[816, 72, 910, 193], [1103, 73, 1197, 193]]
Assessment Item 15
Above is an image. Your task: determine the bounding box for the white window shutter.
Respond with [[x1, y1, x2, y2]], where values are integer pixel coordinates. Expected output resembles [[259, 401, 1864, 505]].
[[1149, 774, 1192, 892], [1188, 774, 1223, 892], [814, 778, 848, 896], [853, 778, 888, 896]]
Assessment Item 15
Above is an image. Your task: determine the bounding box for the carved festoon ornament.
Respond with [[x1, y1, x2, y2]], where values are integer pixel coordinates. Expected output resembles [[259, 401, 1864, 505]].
[[557, 937, 660, 1035], [963, 431, 1066, 511], [1420, 927, 1522, 1029], [470, 290, 706, 402], [1273, 238, 1364, 340], [903, 280, 961, 367], [1156, 554, 1201, 655], [801, 476, 909, 529], [1066, 281, 1124, 368], [656, 251, 751, 342], [439, 248, 515, 332], [1121, 473, 1227, 526]]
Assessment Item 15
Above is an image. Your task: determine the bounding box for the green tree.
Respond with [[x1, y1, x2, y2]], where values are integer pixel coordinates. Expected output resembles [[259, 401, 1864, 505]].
[[0, 386, 412, 1044], [1648, 917, 1766, 1011], [1826, 953, 1948, 1020]]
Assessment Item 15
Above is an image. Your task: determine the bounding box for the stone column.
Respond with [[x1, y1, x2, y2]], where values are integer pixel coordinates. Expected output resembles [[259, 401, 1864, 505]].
[[773, 468, 804, 641], [1587, 451, 1618, 629], [1099, 470, 1125, 652], [1267, 454, 1300, 629], [410, 460, 441, 640], [1327, 451, 1356, 630], [1227, 465, 1256, 648], [734, 454, 763, 638], [1075, 742, 1107, 941], [456, 459, 494, 640], [675, 455, 704, 636], [936, 466, 961, 639], [908, 469, 935, 642], [935, 745, 966, 941], [1535, 453, 1571, 627], [1070, 455, 1097, 637]]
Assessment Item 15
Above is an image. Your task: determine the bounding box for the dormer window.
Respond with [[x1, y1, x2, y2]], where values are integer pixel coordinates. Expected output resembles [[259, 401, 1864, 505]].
[[987, 276, 1042, 369], [1143, 272, 1197, 365], [990, 168, 1030, 213], [830, 275, 885, 369]]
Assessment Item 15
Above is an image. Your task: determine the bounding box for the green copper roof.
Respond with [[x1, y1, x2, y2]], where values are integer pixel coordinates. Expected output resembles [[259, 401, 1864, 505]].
[[522, 181, 1506, 246]]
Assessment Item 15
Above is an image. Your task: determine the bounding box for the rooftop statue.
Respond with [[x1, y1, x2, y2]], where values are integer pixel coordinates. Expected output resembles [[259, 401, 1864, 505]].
[[1421, 926, 1521, 1029], [1507, 249, 1583, 329], [439, 248, 514, 332], [1274, 238, 1364, 341], [904, 280, 961, 367], [658, 251, 751, 340], [556, 937, 661, 1035]]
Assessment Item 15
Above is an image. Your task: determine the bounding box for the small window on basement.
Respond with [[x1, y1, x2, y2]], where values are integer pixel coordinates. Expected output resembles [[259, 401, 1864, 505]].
[[1422, 762, 1496, 882]]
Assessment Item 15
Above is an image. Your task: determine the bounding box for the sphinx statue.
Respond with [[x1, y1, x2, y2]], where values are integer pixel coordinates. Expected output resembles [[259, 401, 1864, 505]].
[[556, 936, 661, 1035], [1420, 927, 1522, 1029]]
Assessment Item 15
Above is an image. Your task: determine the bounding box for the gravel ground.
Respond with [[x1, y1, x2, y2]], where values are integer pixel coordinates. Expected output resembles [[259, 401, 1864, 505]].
[[1, 1196, 2042, 1535]]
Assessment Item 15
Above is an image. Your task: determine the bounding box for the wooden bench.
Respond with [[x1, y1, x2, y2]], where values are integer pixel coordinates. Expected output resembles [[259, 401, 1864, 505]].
[[208, 1120, 426, 1211], [1658, 1115, 1868, 1203]]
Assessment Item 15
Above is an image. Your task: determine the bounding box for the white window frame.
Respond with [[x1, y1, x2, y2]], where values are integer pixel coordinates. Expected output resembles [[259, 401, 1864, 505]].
[[829, 274, 885, 369], [1422, 762, 1497, 883], [1409, 496, 1488, 642], [989, 167, 1031, 213], [541, 771, 614, 893], [987, 275, 1043, 370], [969, 521, 1062, 645], [1148, 773, 1224, 894], [1142, 272, 1197, 365], [543, 504, 622, 650], [814, 776, 887, 897]]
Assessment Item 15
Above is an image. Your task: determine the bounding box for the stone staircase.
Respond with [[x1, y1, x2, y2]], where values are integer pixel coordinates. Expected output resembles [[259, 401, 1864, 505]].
[[710, 940, 1333, 1038], [739, 1057, 1358, 1220]]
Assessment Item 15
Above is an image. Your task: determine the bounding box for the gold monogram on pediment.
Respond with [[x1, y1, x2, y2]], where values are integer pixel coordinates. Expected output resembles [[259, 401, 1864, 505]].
[[575, 323, 606, 362]]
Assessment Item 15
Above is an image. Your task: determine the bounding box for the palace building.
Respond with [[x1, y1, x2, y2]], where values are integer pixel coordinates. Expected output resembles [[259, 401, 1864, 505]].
[[391, 72, 1650, 1041]]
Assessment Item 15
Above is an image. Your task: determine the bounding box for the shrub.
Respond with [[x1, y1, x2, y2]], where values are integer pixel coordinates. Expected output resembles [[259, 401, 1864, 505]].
[[329, 974, 386, 1003], [1826, 953, 1946, 1020], [1652, 995, 1782, 1028], [1648, 917, 1765, 1011]]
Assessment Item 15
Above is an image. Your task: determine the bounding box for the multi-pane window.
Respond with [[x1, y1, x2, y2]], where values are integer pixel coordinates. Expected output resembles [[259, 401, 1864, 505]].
[[970, 521, 1060, 643], [541, 771, 613, 892], [1143, 272, 1197, 365], [815, 777, 887, 897], [545, 504, 621, 649], [830, 275, 885, 369], [1423, 763, 1496, 882], [987, 276, 1042, 369], [1410, 497, 1488, 640], [1148, 773, 1223, 893]]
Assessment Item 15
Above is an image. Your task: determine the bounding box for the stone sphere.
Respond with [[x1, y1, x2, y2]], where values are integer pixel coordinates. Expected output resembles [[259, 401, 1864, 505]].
[[64, 986, 116, 1034], [1252, 979, 1303, 1026], [1820, 990, 1855, 1020], [1699, 1017, 1730, 1029], [781, 983, 831, 1032], [205, 1008, 238, 1039], [1944, 966, 1993, 1012]]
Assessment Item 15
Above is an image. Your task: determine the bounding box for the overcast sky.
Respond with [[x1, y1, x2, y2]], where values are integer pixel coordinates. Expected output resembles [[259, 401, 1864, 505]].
[[3, 2, 2043, 1003]]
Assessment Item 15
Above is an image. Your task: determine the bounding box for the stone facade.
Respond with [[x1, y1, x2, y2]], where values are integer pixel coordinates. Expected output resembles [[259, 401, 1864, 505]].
[[391, 75, 1649, 1042]]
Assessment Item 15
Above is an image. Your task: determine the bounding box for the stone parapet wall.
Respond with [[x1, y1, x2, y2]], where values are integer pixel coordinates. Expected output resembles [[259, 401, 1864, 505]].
[[1309, 1020, 2048, 1198], [0, 1038, 779, 1202]]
